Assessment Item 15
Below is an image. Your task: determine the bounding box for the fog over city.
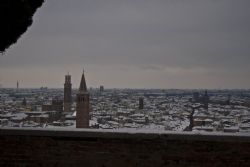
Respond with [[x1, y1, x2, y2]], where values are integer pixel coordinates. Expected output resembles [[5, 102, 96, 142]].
[[1, 0, 250, 89]]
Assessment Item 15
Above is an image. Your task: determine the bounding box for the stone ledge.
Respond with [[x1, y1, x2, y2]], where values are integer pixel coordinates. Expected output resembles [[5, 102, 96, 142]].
[[1, 127, 250, 166], [1, 127, 250, 142]]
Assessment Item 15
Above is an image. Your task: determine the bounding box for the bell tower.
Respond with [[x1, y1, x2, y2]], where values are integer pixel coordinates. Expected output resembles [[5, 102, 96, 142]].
[[64, 73, 72, 112], [76, 69, 90, 128]]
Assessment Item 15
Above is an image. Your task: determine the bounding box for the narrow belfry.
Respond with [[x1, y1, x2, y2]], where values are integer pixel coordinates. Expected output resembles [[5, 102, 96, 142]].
[[139, 97, 144, 110], [203, 90, 209, 110], [16, 81, 19, 90], [64, 73, 72, 112], [76, 70, 90, 128]]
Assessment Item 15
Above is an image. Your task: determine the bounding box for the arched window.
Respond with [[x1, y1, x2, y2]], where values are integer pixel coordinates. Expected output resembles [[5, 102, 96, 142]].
[[78, 97, 84, 102]]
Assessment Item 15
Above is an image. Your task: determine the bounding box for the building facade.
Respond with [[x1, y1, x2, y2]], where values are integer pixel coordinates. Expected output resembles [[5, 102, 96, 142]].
[[42, 99, 63, 112]]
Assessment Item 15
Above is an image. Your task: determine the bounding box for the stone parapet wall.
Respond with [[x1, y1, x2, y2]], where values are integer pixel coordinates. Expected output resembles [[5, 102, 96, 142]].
[[0, 128, 250, 166]]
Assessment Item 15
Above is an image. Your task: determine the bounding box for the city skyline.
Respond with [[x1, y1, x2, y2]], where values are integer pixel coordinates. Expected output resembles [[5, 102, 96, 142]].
[[1, 0, 250, 89]]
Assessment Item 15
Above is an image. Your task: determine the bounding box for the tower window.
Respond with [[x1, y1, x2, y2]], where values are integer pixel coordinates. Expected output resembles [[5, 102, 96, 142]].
[[78, 97, 84, 102]]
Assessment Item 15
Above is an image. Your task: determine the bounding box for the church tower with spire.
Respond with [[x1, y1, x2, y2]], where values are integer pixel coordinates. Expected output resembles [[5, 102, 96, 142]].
[[76, 70, 90, 128], [64, 73, 72, 112]]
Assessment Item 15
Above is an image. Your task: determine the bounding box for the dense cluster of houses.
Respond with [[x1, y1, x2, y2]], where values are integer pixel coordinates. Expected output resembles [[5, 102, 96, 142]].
[[1, 88, 250, 133]]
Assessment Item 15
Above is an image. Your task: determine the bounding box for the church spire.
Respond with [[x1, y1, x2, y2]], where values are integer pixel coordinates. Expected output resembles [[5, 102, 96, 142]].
[[76, 68, 90, 128], [79, 69, 87, 92]]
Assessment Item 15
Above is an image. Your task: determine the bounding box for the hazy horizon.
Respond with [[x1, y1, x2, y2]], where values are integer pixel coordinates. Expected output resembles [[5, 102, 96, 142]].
[[1, 0, 250, 89]]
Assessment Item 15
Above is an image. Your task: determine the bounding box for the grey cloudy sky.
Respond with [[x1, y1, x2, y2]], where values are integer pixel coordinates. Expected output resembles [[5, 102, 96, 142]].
[[1, 0, 250, 89]]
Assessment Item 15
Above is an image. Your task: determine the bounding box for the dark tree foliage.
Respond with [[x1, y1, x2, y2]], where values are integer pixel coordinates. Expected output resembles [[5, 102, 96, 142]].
[[0, 0, 44, 53]]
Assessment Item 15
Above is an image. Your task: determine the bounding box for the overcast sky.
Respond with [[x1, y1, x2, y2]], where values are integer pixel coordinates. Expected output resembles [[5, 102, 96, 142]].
[[1, 0, 250, 89]]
